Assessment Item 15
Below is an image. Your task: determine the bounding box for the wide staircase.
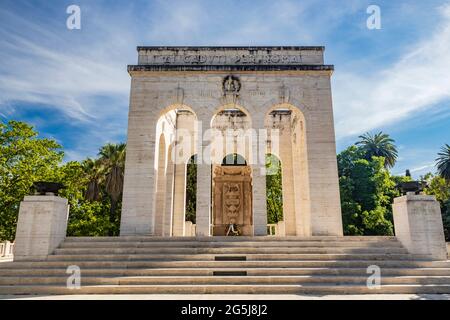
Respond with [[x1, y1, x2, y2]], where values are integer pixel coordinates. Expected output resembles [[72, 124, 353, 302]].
[[1, 236, 450, 295]]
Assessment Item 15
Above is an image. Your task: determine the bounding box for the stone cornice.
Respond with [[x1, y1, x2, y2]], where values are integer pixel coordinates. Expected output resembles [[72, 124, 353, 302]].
[[137, 46, 325, 51], [127, 64, 334, 74]]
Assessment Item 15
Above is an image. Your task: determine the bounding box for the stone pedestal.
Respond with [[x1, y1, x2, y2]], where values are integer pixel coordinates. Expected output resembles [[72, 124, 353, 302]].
[[14, 195, 69, 261], [393, 194, 447, 260]]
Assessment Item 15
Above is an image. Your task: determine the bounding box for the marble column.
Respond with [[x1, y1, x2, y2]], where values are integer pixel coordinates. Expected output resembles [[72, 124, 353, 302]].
[[252, 123, 267, 236], [153, 136, 167, 236], [163, 145, 175, 236], [120, 108, 157, 236], [196, 114, 212, 236], [252, 165, 267, 236], [172, 163, 187, 236]]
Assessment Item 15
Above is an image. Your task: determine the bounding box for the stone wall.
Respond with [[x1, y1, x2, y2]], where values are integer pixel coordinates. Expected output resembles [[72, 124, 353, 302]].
[[121, 46, 342, 237]]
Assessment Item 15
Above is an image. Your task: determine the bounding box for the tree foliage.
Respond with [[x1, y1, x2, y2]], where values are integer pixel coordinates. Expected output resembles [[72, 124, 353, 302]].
[[338, 145, 399, 236], [55, 161, 116, 237], [98, 143, 126, 235], [0, 120, 125, 240], [266, 154, 283, 224], [436, 144, 450, 181], [423, 173, 450, 241], [185, 155, 197, 223], [0, 121, 63, 240], [356, 132, 398, 169]]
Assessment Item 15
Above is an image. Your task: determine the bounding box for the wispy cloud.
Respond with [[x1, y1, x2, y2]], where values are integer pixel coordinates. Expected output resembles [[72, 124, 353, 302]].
[[0, 6, 132, 122], [333, 4, 450, 139], [410, 163, 435, 173], [0, 1, 141, 160], [393, 162, 435, 177]]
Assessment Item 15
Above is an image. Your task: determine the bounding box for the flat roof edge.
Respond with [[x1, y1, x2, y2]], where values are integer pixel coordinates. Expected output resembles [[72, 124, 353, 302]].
[[136, 46, 325, 51]]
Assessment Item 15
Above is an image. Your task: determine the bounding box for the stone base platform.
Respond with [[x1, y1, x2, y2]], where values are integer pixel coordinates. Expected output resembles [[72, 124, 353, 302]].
[[1, 294, 449, 300], [0, 236, 449, 295]]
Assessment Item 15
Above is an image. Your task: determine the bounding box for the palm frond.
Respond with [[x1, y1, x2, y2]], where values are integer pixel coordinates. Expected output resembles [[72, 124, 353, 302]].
[[356, 131, 398, 169], [436, 144, 450, 180]]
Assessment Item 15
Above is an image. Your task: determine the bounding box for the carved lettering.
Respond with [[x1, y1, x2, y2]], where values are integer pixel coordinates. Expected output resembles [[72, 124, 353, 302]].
[[143, 54, 303, 65]]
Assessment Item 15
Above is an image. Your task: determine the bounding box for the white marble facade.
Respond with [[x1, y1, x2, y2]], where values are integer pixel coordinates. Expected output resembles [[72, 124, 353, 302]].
[[120, 46, 343, 237]]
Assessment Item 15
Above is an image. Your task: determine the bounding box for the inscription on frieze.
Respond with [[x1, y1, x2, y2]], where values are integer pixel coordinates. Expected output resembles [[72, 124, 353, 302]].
[[143, 54, 304, 65]]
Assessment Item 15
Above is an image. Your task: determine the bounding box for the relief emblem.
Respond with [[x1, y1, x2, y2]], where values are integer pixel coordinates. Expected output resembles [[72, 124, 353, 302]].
[[222, 75, 241, 95]]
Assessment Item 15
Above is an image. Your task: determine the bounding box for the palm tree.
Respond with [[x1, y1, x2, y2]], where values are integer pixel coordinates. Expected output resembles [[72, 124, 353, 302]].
[[98, 143, 126, 234], [436, 144, 450, 181], [356, 132, 398, 169], [82, 158, 104, 202]]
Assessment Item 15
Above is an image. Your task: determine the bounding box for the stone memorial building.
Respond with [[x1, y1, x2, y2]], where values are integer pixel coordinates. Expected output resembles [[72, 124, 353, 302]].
[[3, 46, 447, 296], [120, 46, 343, 238]]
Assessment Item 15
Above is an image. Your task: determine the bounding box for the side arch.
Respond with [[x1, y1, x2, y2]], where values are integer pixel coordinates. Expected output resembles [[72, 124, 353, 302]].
[[263, 103, 311, 236]]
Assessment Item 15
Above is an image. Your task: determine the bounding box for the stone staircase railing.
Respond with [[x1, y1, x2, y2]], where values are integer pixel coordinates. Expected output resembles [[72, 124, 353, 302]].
[[184, 221, 196, 236], [0, 241, 14, 258], [267, 221, 285, 236]]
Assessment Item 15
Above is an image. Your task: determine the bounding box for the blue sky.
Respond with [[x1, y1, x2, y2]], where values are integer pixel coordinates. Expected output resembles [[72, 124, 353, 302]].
[[0, 0, 449, 178]]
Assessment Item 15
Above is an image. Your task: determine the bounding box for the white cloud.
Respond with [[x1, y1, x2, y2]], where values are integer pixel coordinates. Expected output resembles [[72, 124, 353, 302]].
[[333, 4, 450, 139], [0, 6, 133, 122], [410, 163, 435, 173]]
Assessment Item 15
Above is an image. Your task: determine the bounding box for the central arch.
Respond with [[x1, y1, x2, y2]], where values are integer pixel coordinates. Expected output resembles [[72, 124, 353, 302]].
[[212, 153, 253, 236]]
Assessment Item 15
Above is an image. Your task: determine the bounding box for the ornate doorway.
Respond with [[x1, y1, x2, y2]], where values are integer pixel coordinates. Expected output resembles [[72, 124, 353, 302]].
[[212, 154, 253, 236]]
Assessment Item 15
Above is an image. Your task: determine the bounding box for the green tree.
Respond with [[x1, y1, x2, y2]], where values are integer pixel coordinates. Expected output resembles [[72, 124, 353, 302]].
[[436, 144, 450, 181], [423, 173, 450, 241], [82, 158, 104, 202], [356, 132, 398, 169], [185, 155, 197, 223], [0, 120, 63, 240], [266, 154, 283, 223], [54, 161, 113, 237], [337, 146, 396, 235], [98, 143, 126, 235], [67, 201, 113, 236]]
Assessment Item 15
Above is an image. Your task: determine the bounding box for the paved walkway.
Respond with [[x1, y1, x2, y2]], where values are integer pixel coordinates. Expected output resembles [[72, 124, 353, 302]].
[[1, 294, 449, 300]]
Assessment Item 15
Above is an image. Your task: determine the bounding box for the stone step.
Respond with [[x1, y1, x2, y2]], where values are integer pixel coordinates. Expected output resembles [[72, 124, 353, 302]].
[[2, 267, 450, 277], [1, 284, 450, 295], [1, 275, 450, 286], [0, 268, 450, 277], [2, 260, 449, 269], [5, 236, 447, 296], [64, 236, 398, 243], [59, 241, 404, 249], [45, 253, 415, 261], [53, 247, 409, 255]]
